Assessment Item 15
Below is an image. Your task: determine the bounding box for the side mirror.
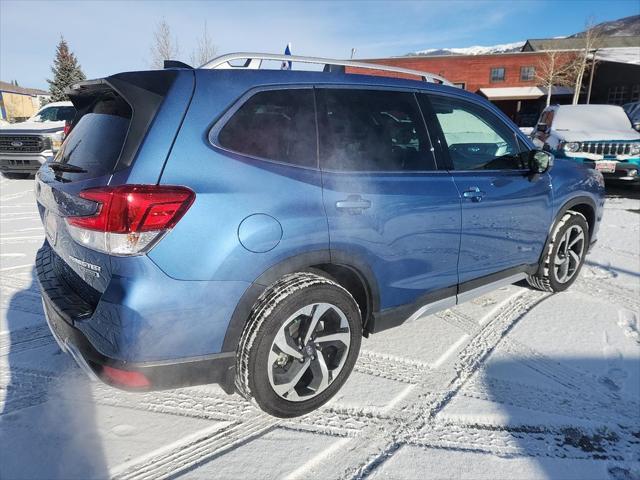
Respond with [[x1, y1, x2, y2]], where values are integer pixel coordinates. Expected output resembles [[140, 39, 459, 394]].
[[529, 150, 553, 175], [633, 122, 640, 132], [536, 123, 548, 133]]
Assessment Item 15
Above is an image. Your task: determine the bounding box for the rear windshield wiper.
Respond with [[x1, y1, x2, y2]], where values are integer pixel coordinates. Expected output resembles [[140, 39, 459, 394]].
[[48, 162, 87, 174]]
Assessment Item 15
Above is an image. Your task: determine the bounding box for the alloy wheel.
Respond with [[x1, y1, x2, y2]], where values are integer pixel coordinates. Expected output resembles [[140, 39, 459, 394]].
[[554, 224, 585, 283], [267, 302, 351, 402]]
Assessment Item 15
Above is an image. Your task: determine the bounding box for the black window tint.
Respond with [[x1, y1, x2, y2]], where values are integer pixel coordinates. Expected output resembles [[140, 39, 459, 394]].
[[218, 89, 317, 168], [318, 89, 435, 172], [428, 95, 525, 171], [55, 93, 131, 181]]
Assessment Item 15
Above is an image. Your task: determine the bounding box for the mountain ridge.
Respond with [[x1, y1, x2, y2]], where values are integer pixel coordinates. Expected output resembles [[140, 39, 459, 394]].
[[406, 14, 639, 57]]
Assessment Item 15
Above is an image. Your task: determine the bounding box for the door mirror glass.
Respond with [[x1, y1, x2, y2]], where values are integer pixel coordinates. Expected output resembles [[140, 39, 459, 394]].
[[530, 150, 553, 174], [536, 123, 548, 133], [633, 122, 640, 132]]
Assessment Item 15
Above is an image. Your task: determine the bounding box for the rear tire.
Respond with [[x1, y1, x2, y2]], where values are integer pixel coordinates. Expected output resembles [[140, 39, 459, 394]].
[[236, 272, 362, 418], [527, 211, 589, 292]]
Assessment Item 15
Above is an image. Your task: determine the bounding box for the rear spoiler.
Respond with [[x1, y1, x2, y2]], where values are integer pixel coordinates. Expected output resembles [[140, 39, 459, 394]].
[[66, 70, 180, 170]]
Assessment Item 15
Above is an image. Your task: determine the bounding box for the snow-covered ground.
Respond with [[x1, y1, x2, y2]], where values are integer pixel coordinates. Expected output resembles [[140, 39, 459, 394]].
[[1, 177, 639, 480]]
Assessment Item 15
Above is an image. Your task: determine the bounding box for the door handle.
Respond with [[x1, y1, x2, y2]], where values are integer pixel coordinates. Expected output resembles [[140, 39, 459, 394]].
[[336, 195, 371, 213], [463, 186, 485, 202]]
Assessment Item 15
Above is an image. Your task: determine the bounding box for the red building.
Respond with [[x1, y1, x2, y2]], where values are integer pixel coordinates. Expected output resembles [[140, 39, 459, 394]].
[[352, 52, 574, 128], [350, 36, 640, 128]]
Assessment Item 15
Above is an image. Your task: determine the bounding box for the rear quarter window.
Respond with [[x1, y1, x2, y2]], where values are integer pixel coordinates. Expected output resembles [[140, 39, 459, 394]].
[[215, 88, 317, 168]]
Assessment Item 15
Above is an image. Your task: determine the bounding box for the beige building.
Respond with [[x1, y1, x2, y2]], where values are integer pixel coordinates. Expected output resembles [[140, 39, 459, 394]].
[[0, 81, 50, 122]]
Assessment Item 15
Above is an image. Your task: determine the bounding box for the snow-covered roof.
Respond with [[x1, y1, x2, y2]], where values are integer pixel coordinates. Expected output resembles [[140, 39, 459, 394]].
[[40, 101, 73, 108], [595, 47, 640, 65], [553, 104, 634, 131], [479, 86, 573, 100], [523, 36, 640, 52]]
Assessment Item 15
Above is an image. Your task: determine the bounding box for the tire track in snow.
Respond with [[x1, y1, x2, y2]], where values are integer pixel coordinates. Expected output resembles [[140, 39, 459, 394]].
[[112, 416, 279, 480], [434, 297, 639, 415], [0, 324, 54, 356], [406, 421, 640, 462], [574, 277, 640, 312], [315, 288, 549, 480], [459, 373, 639, 426]]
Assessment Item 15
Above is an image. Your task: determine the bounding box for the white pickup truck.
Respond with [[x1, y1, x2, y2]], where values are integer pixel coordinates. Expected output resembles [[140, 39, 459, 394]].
[[532, 104, 640, 183], [0, 101, 75, 179]]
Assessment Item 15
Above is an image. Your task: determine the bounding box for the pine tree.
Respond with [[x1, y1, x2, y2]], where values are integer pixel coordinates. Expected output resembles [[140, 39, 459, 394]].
[[46, 36, 86, 102]]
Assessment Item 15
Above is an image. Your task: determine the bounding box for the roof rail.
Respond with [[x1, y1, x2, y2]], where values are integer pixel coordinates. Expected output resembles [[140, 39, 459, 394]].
[[199, 52, 453, 86]]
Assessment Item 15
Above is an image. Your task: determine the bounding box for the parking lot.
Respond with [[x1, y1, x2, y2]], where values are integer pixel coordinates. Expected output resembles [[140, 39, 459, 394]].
[[1, 176, 639, 480]]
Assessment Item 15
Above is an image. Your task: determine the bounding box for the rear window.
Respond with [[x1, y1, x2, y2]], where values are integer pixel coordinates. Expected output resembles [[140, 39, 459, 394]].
[[55, 93, 132, 181], [216, 89, 317, 168]]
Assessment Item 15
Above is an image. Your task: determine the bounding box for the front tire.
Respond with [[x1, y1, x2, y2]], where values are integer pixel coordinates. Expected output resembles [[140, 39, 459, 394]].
[[236, 272, 362, 418], [527, 211, 589, 292]]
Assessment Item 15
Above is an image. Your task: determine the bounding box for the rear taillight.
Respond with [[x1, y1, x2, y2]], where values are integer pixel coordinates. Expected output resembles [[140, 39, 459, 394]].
[[62, 121, 72, 139], [102, 365, 151, 389], [65, 185, 195, 256]]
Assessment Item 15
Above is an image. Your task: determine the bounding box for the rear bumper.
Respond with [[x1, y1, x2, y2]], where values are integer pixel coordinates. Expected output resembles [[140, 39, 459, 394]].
[[41, 296, 236, 392], [36, 241, 239, 393], [0, 152, 52, 173]]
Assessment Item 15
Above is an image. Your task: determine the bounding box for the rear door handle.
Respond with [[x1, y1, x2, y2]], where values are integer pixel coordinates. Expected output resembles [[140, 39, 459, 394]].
[[463, 186, 485, 202], [336, 195, 371, 213]]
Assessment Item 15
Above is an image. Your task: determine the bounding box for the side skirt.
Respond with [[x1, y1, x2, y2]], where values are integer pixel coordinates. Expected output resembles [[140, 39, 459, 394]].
[[369, 265, 536, 334]]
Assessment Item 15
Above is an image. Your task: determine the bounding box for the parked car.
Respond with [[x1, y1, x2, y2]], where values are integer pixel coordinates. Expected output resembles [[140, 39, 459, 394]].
[[35, 54, 604, 418], [623, 101, 640, 131], [0, 101, 75, 178], [532, 104, 640, 183]]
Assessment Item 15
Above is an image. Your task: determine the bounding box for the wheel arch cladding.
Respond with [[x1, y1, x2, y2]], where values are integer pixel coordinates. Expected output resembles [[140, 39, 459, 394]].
[[221, 250, 380, 352], [557, 196, 597, 241]]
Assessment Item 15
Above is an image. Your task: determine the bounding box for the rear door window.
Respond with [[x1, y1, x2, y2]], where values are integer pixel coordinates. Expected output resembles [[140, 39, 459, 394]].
[[216, 88, 317, 168], [425, 94, 523, 171], [54, 93, 131, 181], [317, 89, 435, 172]]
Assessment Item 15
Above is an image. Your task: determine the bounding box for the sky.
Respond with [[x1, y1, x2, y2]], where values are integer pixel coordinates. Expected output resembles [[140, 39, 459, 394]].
[[1, 0, 638, 90]]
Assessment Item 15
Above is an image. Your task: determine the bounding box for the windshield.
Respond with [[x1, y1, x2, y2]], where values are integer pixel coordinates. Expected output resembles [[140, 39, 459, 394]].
[[30, 106, 76, 123], [553, 105, 633, 131]]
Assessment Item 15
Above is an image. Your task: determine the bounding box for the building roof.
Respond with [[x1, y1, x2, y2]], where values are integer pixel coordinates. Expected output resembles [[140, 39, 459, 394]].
[[522, 36, 640, 52], [479, 86, 573, 101], [0, 81, 49, 96], [595, 47, 640, 65]]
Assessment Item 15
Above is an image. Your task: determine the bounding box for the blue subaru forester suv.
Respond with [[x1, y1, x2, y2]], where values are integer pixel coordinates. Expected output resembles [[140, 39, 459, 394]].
[[35, 54, 604, 417]]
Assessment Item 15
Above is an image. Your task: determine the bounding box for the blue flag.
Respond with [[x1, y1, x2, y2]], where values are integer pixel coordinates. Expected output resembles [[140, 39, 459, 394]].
[[281, 43, 292, 70]]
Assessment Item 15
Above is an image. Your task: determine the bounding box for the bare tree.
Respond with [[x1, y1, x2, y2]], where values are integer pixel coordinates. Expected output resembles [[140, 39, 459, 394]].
[[535, 50, 578, 107], [571, 21, 602, 104], [150, 19, 180, 69], [190, 21, 217, 67]]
